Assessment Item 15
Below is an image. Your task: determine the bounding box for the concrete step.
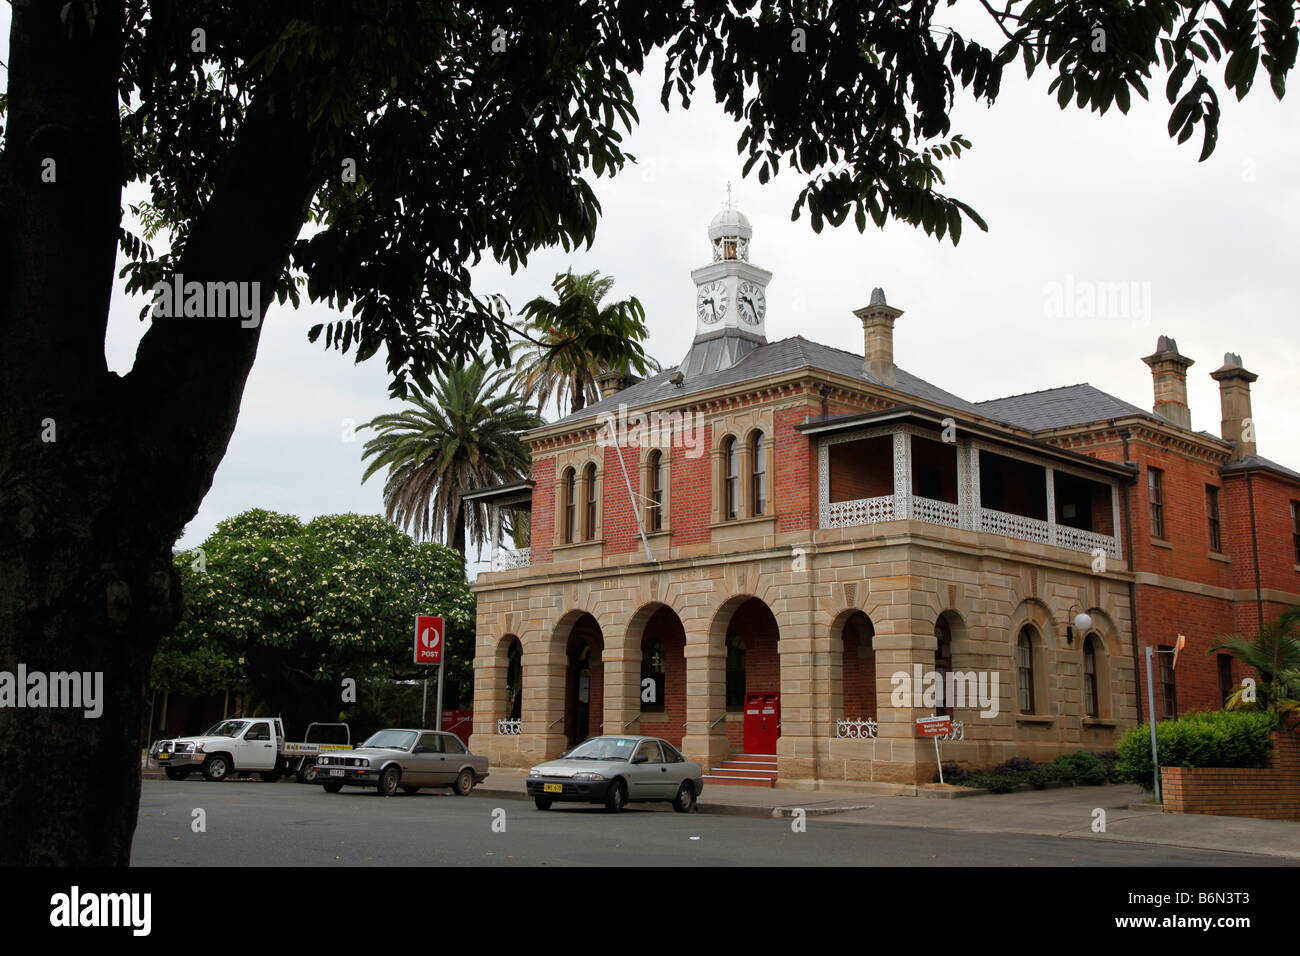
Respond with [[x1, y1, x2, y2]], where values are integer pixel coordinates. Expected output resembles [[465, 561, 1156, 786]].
[[703, 774, 775, 788]]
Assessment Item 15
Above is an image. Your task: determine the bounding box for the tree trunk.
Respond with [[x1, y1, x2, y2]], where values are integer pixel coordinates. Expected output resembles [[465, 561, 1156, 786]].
[[0, 2, 319, 864]]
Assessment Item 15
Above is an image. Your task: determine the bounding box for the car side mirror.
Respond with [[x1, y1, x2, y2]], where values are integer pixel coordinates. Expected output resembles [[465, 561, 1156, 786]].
[[631, 754, 648, 765], [412, 746, 425, 754]]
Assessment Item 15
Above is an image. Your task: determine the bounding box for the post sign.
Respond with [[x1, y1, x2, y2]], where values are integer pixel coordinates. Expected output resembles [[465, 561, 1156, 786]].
[[414, 615, 443, 665], [916, 715, 952, 738]]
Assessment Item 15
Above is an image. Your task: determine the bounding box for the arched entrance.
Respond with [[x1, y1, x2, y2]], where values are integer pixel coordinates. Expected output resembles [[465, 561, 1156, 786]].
[[720, 598, 780, 754], [504, 637, 522, 722], [564, 614, 603, 746], [837, 610, 877, 726], [637, 605, 686, 747]]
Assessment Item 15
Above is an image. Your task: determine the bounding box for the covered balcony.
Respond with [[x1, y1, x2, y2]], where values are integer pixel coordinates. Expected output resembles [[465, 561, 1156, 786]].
[[461, 480, 534, 573], [802, 410, 1128, 560]]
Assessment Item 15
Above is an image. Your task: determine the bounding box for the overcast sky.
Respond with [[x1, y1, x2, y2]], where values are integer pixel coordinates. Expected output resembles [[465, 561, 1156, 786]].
[[8, 9, 1296, 571]]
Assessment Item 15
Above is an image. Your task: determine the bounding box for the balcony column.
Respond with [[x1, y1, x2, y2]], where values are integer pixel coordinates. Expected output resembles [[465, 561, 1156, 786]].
[[956, 440, 972, 530], [489, 503, 502, 569], [892, 430, 911, 520], [1111, 484, 1123, 560], [966, 445, 982, 531], [1045, 467, 1057, 546]]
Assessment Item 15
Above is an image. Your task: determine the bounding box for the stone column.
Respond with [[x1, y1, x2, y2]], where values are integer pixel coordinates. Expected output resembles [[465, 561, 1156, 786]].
[[601, 621, 641, 737], [683, 619, 729, 772], [871, 598, 944, 784], [521, 635, 567, 765]]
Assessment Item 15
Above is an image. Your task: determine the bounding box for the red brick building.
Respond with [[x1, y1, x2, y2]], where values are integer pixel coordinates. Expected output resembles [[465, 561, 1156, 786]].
[[466, 209, 1300, 786]]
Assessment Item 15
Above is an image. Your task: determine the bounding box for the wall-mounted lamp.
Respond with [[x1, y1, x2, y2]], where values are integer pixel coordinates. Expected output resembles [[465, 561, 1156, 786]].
[[1066, 605, 1093, 645]]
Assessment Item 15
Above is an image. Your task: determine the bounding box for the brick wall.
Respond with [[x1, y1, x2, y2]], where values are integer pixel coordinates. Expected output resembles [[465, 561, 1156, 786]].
[[530, 456, 556, 564], [775, 404, 815, 533], [1161, 732, 1300, 821], [725, 598, 780, 751], [642, 607, 686, 748], [669, 422, 713, 546], [842, 615, 876, 720], [828, 435, 893, 502]]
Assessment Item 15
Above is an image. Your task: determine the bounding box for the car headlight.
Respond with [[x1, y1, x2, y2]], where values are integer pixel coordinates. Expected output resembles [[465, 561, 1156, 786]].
[[360, 759, 369, 768], [528, 769, 541, 778], [317, 757, 328, 766], [573, 772, 604, 782]]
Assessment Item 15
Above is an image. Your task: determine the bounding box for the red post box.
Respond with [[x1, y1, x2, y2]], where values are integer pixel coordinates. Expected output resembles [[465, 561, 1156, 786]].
[[743, 692, 780, 754]]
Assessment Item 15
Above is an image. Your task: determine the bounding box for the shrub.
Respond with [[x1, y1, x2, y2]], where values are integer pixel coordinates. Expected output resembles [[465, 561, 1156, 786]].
[[1114, 710, 1277, 790], [1053, 750, 1108, 786], [1095, 751, 1121, 783], [935, 762, 966, 784], [993, 756, 1036, 775]]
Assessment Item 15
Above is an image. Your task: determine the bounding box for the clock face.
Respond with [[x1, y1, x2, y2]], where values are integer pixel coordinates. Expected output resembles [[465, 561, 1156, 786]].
[[696, 281, 729, 325], [737, 281, 766, 326]]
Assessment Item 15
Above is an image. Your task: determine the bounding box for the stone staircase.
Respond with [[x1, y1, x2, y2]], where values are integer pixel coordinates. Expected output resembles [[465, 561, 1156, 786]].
[[702, 753, 778, 787]]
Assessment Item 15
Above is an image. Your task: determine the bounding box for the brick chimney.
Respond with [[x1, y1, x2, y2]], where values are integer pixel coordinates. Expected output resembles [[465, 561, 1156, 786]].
[[1141, 335, 1194, 430], [1209, 352, 1258, 461], [854, 287, 903, 388]]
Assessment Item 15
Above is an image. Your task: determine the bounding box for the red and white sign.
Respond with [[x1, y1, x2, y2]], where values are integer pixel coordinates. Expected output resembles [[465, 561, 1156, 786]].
[[414, 615, 443, 664], [916, 715, 952, 738]]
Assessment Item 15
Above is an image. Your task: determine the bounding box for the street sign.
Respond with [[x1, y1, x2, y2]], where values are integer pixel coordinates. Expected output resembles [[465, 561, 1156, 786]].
[[1172, 633, 1187, 669], [916, 715, 952, 738], [414, 615, 443, 665]]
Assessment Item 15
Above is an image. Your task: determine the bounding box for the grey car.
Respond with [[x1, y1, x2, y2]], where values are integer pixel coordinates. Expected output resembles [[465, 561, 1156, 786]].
[[316, 728, 489, 797], [527, 735, 703, 813]]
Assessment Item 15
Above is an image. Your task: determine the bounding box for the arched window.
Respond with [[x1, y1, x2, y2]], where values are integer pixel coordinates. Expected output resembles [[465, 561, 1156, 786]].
[[934, 616, 953, 716], [751, 431, 766, 516], [648, 450, 664, 531], [583, 462, 597, 540], [1017, 626, 1036, 714], [1083, 634, 1100, 718], [641, 638, 666, 712], [725, 631, 746, 709], [506, 638, 523, 721], [563, 468, 576, 544], [724, 437, 739, 520]]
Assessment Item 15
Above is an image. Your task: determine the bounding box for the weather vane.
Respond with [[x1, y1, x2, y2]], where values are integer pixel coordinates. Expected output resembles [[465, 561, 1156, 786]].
[[725, 181, 733, 210]]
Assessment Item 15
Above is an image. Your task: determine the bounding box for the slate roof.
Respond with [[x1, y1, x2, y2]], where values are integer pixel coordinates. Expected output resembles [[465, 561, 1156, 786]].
[[1219, 454, 1300, 483], [551, 335, 985, 427], [973, 383, 1159, 431]]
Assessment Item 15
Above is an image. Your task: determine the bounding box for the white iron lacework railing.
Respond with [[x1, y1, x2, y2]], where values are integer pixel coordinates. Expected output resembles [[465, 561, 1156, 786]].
[[496, 718, 522, 735], [939, 720, 965, 741], [491, 547, 531, 572], [836, 718, 878, 739], [911, 495, 960, 528], [825, 496, 894, 528], [979, 508, 1051, 544], [1056, 524, 1122, 559]]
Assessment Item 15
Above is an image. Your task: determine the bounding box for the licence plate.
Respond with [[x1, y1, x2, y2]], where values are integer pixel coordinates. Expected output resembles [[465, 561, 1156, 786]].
[[158, 753, 169, 760], [543, 783, 563, 793], [330, 769, 344, 777]]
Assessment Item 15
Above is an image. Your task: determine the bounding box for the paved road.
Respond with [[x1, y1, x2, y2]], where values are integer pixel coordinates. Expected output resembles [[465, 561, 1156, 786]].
[[130, 780, 1289, 866]]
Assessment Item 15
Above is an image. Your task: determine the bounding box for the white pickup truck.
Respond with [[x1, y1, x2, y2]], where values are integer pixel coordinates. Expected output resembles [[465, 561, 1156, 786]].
[[150, 718, 352, 783]]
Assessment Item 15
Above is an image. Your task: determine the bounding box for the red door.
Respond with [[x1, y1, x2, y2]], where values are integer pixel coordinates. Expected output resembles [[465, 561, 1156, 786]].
[[743, 693, 780, 754]]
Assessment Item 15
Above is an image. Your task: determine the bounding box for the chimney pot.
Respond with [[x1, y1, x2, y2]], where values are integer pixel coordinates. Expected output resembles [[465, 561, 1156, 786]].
[[1209, 354, 1258, 461], [1141, 335, 1194, 430], [854, 290, 903, 389]]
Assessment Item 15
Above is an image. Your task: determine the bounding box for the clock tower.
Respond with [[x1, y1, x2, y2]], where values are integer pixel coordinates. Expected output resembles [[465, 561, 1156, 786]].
[[680, 203, 774, 377]]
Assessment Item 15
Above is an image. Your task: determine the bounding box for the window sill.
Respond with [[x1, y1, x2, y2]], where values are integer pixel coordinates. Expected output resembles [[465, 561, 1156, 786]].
[[642, 528, 672, 539], [1081, 717, 1119, 728], [1149, 537, 1173, 550], [1208, 551, 1230, 564], [552, 539, 604, 554], [709, 513, 779, 531], [1015, 714, 1056, 725]]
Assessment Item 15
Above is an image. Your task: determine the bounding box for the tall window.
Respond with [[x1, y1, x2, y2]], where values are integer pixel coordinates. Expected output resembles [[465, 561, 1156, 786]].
[[750, 431, 766, 516], [725, 632, 746, 709], [1206, 485, 1222, 552], [641, 638, 665, 712], [648, 450, 664, 531], [724, 437, 739, 520], [563, 468, 576, 544], [1292, 501, 1300, 564], [1082, 635, 1100, 718], [1017, 627, 1036, 714], [583, 463, 597, 540], [1158, 644, 1178, 718], [1217, 653, 1234, 706], [934, 616, 953, 717], [1148, 467, 1165, 539]]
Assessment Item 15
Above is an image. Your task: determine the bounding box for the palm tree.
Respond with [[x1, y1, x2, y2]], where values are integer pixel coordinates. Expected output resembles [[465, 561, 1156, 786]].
[[512, 269, 658, 416], [1209, 604, 1300, 725], [359, 361, 544, 558]]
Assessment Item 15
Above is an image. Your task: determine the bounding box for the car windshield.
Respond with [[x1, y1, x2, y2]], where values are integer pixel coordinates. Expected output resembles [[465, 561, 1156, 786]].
[[361, 730, 417, 751], [205, 720, 248, 738], [565, 737, 641, 760]]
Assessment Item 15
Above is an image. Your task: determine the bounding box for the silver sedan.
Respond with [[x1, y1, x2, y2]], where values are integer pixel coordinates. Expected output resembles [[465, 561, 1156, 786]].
[[526, 735, 703, 812], [316, 728, 489, 796]]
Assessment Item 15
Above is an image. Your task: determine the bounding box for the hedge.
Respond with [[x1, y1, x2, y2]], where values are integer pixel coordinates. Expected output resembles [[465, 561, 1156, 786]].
[[1113, 710, 1277, 791]]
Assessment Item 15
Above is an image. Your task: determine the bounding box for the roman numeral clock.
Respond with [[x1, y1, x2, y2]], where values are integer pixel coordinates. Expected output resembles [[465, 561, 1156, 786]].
[[690, 205, 773, 341]]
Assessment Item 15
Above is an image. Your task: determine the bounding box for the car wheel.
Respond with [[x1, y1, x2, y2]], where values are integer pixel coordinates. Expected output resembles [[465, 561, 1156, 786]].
[[402, 786, 421, 795], [672, 781, 696, 813], [321, 781, 343, 793], [163, 767, 191, 781], [534, 796, 553, 810], [297, 763, 318, 784], [377, 765, 401, 797], [604, 779, 627, 813], [201, 754, 231, 782], [259, 771, 282, 783], [453, 769, 475, 796]]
